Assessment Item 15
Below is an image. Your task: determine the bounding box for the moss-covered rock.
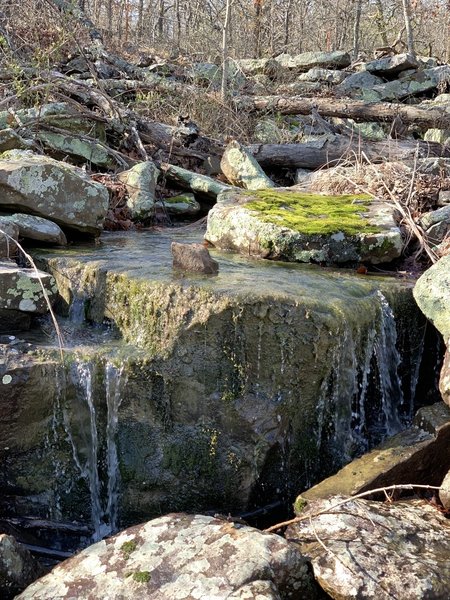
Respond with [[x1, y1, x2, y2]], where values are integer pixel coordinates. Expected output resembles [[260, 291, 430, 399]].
[[205, 189, 403, 265]]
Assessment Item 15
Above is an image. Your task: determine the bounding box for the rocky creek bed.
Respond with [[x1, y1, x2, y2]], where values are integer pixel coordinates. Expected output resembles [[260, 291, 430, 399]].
[[1, 229, 448, 599]]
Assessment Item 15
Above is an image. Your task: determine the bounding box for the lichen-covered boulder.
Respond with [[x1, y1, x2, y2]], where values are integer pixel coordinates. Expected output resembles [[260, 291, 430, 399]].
[[171, 241, 219, 274], [17, 513, 319, 599], [205, 189, 403, 265], [0, 262, 58, 313], [0, 150, 109, 236], [365, 53, 420, 76], [413, 254, 450, 342], [336, 71, 385, 98], [1, 214, 67, 245], [36, 131, 114, 168], [370, 65, 450, 101], [0, 534, 43, 600], [286, 498, 450, 599], [221, 141, 275, 190], [235, 58, 278, 77], [117, 161, 160, 220], [440, 348, 450, 406], [0, 129, 33, 153]]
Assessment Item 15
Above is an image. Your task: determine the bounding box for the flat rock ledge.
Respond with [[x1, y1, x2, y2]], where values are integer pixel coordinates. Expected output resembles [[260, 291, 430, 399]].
[[286, 497, 450, 600], [17, 513, 320, 600], [0, 262, 58, 313], [205, 189, 402, 265]]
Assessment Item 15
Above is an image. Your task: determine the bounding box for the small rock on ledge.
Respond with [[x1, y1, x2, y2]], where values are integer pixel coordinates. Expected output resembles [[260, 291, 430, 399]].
[[171, 241, 219, 275]]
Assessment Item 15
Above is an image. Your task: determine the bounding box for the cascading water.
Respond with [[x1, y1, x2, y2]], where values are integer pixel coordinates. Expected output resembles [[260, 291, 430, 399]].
[[57, 357, 126, 542]]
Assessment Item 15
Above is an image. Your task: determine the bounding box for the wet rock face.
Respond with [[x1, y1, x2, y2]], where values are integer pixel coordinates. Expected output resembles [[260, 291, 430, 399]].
[[286, 498, 450, 600], [17, 514, 320, 600], [0, 150, 109, 236]]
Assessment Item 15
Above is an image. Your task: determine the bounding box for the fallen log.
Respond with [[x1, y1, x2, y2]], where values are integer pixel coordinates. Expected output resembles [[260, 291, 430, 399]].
[[247, 135, 450, 169], [236, 95, 450, 130], [161, 163, 234, 199]]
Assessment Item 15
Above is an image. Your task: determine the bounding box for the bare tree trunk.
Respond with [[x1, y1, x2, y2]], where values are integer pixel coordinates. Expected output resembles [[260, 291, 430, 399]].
[[221, 0, 232, 102], [352, 0, 363, 60], [402, 0, 415, 57], [137, 0, 144, 40], [375, 0, 389, 46], [254, 0, 263, 58], [174, 0, 181, 51], [158, 0, 165, 37]]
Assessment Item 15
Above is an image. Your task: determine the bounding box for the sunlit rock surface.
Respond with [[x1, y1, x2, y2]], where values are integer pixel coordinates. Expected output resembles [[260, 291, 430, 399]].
[[287, 497, 450, 599], [17, 514, 320, 600]]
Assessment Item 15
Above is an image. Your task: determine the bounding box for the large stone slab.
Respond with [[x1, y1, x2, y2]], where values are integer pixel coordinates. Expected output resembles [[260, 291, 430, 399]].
[[17, 514, 319, 599], [365, 53, 420, 76], [275, 51, 351, 71], [0, 262, 58, 313], [371, 65, 450, 101], [205, 189, 402, 265], [117, 161, 160, 220], [0, 150, 109, 236], [221, 141, 275, 190], [286, 498, 450, 599]]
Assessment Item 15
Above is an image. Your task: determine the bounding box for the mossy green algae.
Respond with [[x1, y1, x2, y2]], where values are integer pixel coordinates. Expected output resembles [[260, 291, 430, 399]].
[[244, 190, 380, 236]]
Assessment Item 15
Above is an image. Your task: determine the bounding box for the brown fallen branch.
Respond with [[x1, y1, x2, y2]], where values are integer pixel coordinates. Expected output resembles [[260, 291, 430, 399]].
[[236, 95, 450, 130], [247, 134, 450, 169]]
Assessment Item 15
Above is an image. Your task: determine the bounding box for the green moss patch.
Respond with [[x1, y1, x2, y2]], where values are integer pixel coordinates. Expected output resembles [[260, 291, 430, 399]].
[[244, 190, 380, 236]]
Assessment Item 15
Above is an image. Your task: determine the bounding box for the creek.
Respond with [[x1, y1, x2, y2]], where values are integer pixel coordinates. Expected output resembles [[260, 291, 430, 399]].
[[0, 229, 443, 559]]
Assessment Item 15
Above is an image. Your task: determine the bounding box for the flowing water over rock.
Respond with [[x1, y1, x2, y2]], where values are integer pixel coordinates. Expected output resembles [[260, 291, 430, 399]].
[[0, 230, 440, 554]]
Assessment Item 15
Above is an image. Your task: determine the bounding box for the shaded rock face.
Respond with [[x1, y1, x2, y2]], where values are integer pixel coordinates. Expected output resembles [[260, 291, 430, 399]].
[[365, 53, 420, 76], [205, 189, 402, 265], [286, 498, 450, 600], [0, 534, 44, 600], [0, 150, 109, 236], [17, 513, 319, 599], [171, 241, 219, 274], [0, 220, 19, 259], [294, 403, 450, 507], [1, 236, 428, 539], [275, 51, 351, 71]]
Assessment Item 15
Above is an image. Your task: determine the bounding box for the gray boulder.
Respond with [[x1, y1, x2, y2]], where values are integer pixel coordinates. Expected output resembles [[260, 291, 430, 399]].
[[365, 53, 420, 76], [0, 150, 109, 236], [235, 58, 278, 77], [414, 254, 450, 342], [17, 513, 319, 599], [221, 140, 275, 190], [0, 129, 33, 153], [337, 71, 385, 98], [0, 262, 58, 313], [420, 205, 450, 245], [287, 497, 450, 599], [0, 534, 43, 600], [371, 65, 450, 101], [171, 242, 219, 275], [275, 50, 351, 71], [205, 189, 403, 265], [1, 214, 67, 245], [117, 161, 160, 220]]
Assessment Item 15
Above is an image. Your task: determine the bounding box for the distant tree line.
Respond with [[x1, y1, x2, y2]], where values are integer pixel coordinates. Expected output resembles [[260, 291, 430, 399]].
[[1, 0, 450, 62]]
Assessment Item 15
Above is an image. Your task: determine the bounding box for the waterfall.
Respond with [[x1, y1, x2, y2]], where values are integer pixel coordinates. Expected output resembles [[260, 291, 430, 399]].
[[61, 357, 126, 542]]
